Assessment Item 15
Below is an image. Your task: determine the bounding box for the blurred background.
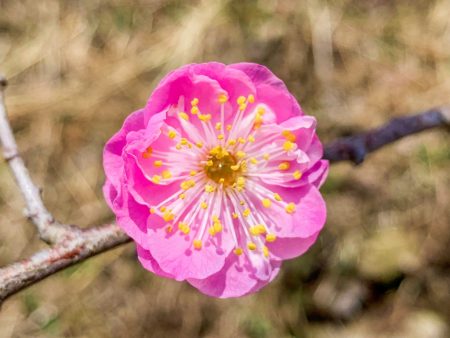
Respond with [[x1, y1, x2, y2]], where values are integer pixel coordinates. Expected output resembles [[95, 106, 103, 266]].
[[0, 0, 449, 337]]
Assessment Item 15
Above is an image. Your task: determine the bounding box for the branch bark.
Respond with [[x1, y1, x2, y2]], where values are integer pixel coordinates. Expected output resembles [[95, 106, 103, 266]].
[[0, 74, 448, 305]]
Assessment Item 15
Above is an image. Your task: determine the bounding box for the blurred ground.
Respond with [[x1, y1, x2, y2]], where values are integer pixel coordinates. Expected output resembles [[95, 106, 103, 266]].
[[0, 0, 449, 337]]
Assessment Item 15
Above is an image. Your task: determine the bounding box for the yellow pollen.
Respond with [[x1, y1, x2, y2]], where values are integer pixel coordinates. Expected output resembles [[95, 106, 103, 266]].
[[168, 130, 177, 139], [278, 162, 290, 170], [190, 170, 197, 176], [263, 245, 269, 258], [250, 224, 266, 236], [208, 227, 216, 236], [213, 222, 222, 232], [283, 141, 295, 151], [205, 184, 215, 193], [160, 206, 167, 212], [219, 178, 225, 184], [152, 175, 161, 184], [153, 160, 163, 167], [190, 106, 199, 115], [228, 139, 237, 146], [176, 144, 182, 150], [248, 94, 255, 103], [285, 203, 296, 214], [282, 130, 296, 142], [179, 112, 189, 120], [212, 215, 219, 222], [247, 242, 257, 250], [273, 193, 282, 201], [178, 222, 190, 234], [226, 124, 232, 131], [166, 225, 173, 233], [263, 153, 270, 161], [230, 163, 240, 171], [243, 208, 251, 217], [234, 248, 243, 256], [162, 170, 172, 179], [236, 176, 245, 187], [149, 207, 156, 214], [218, 94, 228, 103], [293, 170, 302, 180], [254, 114, 263, 129], [232, 212, 239, 219], [163, 210, 175, 222], [237, 96, 246, 105], [195, 142, 203, 148], [236, 151, 246, 159], [257, 107, 266, 115], [180, 179, 195, 190], [191, 98, 199, 106], [238, 137, 246, 144], [217, 134, 224, 140], [250, 157, 259, 164], [198, 113, 212, 122], [262, 198, 272, 208], [215, 122, 222, 130], [193, 239, 202, 250], [239, 103, 247, 111], [266, 233, 277, 242], [179, 193, 186, 200], [180, 138, 188, 145], [200, 201, 208, 209], [206, 160, 213, 167], [248, 135, 255, 143], [240, 201, 245, 206]]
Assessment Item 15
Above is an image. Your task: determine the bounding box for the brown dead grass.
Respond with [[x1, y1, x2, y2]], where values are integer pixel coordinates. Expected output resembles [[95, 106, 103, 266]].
[[0, 0, 449, 337]]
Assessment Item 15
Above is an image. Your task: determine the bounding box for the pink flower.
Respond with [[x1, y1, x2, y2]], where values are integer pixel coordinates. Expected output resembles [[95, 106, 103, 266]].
[[103, 62, 328, 298]]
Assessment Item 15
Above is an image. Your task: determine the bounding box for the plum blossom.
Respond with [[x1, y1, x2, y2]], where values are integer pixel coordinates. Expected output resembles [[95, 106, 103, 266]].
[[103, 62, 328, 297]]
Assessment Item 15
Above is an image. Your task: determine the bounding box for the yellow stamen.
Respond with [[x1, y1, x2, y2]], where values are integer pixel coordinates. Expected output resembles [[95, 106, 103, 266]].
[[250, 157, 259, 164], [168, 130, 176, 139], [190, 170, 197, 176], [142, 146, 152, 159], [248, 94, 255, 103], [234, 247, 243, 256], [266, 233, 277, 242], [179, 193, 186, 200], [226, 124, 232, 131], [293, 170, 302, 180], [263, 153, 270, 161], [262, 198, 272, 208], [215, 122, 222, 130], [238, 137, 246, 144], [232, 212, 239, 219], [152, 175, 161, 184], [190, 106, 199, 115], [248, 135, 255, 143], [213, 222, 222, 233], [160, 206, 167, 212], [180, 138, 188, 146], [282, 130, 296, 142], [243, 208, 251, 217], [191, 98, 199, 106], [180, 179, 195, 190], [228, 139, 237, 146], [208, 227, 216, 236], [239, 103, 247, 111], [162, 170, 172, 179], [217, 134, 224, 140], [273, 193, 282, 201], [193, 239, 202, 250], [247, 242, 257, 250], [218, 94, 228, 103], [219, 178, 225, 184], [257, 106, 266, 115], [149, 207, 156, 214], [198, 114, 212, 122], [163, 210, 175, 222], [166, 225, 173, 233], [236, 150, 246, 159], [285, 203, 296, 214], [278, 162, 290, 170], [283, 141, 295, 151], [178, 222, 190, 234], [179, 112, 189, 121], [205, 184, 215, 193], [206, 160, 213, 167], [200, 201, 208, 209], [153, 160, 163, 167], [263, 245, 269, 258], [237, 96, 246, 105]]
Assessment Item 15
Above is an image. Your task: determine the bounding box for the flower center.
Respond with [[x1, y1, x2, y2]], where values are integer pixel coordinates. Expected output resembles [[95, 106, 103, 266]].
[[204, 146, 239, 186]]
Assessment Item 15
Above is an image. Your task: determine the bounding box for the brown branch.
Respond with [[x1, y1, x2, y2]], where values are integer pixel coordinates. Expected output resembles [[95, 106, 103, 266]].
[[0, 76, 71, 244], [323, 107, 450, 164], [0, 73, 449, 305]]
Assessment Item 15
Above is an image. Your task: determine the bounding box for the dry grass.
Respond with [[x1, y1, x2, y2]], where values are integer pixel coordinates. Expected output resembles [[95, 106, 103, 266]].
[[0, 0, 449, 337]]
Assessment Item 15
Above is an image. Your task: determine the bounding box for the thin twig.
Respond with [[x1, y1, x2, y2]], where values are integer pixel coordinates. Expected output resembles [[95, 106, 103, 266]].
[[0, 77, 71, 243], [0, 73, 448, 304], [323, 107, 450, 164]]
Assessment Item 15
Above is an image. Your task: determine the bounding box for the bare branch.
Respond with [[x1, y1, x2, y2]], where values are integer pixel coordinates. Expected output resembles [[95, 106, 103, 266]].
[[323, 107, 450, 164], [0, 77, 71, 243], [0, 73, 448, 305], [0, 224, 130, 303]]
